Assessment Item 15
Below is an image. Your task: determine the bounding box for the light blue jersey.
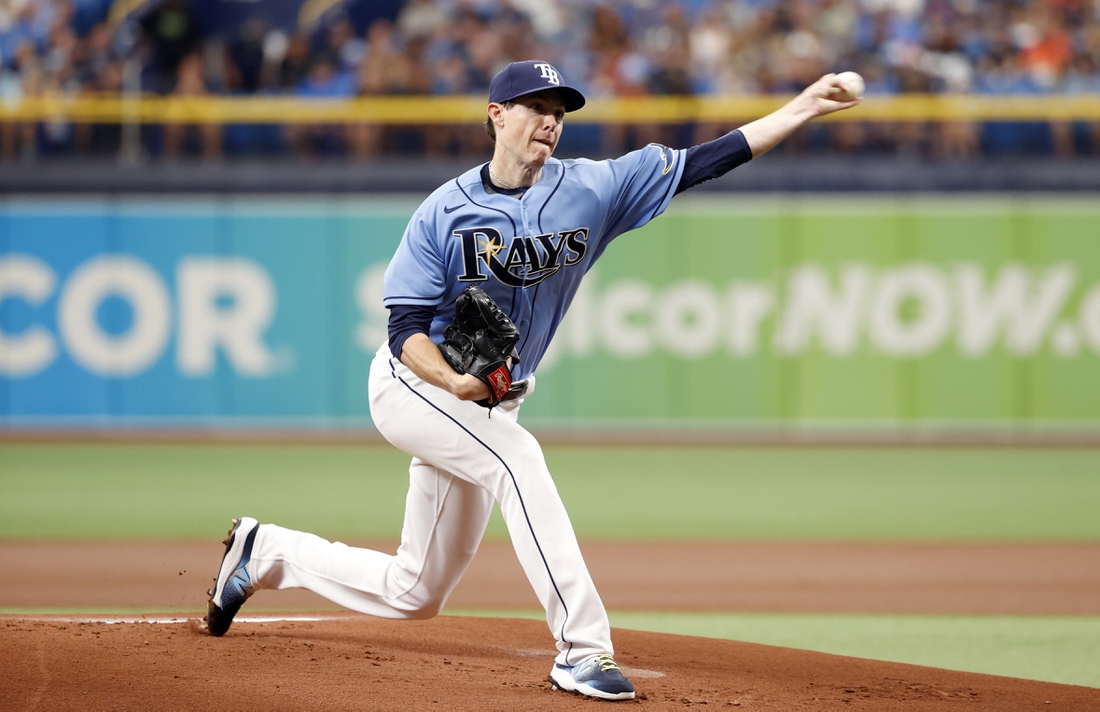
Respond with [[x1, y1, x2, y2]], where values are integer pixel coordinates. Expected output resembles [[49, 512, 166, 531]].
[[383, 144, 687, 381]]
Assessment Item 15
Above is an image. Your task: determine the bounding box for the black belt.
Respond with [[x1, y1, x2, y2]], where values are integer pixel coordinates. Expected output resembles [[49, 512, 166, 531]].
[[500, 379, 529, 402]]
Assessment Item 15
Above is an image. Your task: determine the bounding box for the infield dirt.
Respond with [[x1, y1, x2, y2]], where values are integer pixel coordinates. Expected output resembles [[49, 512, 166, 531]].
[[2, 540, 1099, 709]]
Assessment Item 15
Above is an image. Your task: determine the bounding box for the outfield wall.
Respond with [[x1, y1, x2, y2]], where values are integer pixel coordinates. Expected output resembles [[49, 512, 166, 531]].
[[2, 195, 1100, 434]]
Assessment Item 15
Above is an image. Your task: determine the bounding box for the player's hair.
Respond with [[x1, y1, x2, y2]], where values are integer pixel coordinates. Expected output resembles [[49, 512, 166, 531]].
[[484, 101, 515, 142]]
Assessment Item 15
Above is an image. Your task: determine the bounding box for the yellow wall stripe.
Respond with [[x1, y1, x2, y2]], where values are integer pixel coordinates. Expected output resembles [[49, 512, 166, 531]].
[[0, 94, 1091, 124]]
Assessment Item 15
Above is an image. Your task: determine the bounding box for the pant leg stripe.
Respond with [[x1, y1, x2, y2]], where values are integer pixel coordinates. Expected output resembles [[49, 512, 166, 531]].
[[389, 359, 575, 664]]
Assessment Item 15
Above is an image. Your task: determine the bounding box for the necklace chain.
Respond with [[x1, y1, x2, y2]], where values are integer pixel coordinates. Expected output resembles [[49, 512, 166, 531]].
[[488, 163, 519, 190]]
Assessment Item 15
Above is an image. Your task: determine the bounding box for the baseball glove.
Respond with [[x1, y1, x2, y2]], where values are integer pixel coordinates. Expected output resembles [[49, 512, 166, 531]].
[[438, 285, 521, 408]]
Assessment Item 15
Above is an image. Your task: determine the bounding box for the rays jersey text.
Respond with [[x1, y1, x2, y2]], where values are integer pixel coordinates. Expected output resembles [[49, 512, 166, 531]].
[[455, 226, 589, 288]]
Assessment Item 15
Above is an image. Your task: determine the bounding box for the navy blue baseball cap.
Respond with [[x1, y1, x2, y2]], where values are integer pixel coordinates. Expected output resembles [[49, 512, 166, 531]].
[[488, 60, 586, 112]]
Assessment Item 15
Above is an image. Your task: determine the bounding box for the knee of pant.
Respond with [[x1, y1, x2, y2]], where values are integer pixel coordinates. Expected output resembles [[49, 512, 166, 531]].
[[388, 572, 446, 619], [403, 598, 445, 620]]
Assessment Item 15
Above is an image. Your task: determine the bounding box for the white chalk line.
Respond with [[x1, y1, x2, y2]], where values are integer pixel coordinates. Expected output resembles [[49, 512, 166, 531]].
[[11, 614, 361, 625]]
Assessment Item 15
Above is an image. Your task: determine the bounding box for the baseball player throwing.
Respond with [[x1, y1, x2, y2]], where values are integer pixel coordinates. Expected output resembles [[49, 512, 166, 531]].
[[206, 60, 860, 701]]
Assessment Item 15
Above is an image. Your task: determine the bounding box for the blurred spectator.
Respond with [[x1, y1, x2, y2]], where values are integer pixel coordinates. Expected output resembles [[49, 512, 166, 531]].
[[398, 0, 447, 41], [138, 0, 200, 94], [326, 16, 365, 73], [231, 17, 269, 93], [298, 55, 355, 97], [349, 18, 435, 159], [162, 52, 222, 160], [1, 39, 42, 160], [286, 54, 355, 157], [1018, 5, 1073, 89], [75, 21, 115, 85], [276, 32, 312, 90], [72, 21, 123, 156], [1054, 52, 1100, 156], [976, 51, 1048, 155]]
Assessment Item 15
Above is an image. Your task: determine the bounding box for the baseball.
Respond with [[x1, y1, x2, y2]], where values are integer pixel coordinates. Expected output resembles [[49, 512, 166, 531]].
[[832, 71, 865, 101]]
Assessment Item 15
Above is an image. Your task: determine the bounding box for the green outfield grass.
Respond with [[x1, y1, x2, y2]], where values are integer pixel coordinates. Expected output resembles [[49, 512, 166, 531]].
[[608, 612, 1100, 690], [1, 443, 1098, 541], [447, 610, 1100, 689]]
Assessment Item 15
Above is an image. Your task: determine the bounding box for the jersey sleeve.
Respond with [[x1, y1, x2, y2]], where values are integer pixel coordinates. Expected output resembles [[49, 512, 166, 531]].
[[602, 143, 687, 241], [382, 212, 447, 308], [387, 303, 435, 360], [676, 130, 752, 194]]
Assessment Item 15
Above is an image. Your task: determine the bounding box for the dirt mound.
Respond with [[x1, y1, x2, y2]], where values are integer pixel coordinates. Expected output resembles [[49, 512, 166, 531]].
[[3, 614, 1096, 709]]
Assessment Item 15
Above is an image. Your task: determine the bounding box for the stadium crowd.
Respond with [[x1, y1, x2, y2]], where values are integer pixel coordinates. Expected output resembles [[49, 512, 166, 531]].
[[1, 0, 1099, 160]]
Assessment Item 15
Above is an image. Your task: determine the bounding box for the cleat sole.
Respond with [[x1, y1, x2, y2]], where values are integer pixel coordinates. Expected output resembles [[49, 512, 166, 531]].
[[206, 517, 258, 637]]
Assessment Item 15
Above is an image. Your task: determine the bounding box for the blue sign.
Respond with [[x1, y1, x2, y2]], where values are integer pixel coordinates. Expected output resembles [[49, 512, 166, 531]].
[[0, 197, 415, 427]]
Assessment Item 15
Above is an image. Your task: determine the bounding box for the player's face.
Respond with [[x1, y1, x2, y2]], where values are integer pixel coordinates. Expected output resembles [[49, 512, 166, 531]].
[[500, 91, 566, 166]]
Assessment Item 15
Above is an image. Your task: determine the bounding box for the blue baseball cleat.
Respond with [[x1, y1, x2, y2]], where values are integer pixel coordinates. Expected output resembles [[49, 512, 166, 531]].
[[205, 517, 259, 637], [550, 653, 636, 701]]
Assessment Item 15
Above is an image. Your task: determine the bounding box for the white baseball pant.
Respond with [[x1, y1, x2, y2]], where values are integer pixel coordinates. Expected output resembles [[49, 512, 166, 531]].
[[245, 344, 613, 666]]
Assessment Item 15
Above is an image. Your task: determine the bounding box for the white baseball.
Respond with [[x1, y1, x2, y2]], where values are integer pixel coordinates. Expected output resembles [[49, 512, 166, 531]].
[[832, 71, 865, 101]]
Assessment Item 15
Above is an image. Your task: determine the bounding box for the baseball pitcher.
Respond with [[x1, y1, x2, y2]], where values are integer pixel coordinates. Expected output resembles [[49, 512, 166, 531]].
[[205, 60, 860, 701]]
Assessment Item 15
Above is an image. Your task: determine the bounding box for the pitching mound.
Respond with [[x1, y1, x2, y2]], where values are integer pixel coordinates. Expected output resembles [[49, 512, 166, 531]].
[[3, 614, 1097, 709]]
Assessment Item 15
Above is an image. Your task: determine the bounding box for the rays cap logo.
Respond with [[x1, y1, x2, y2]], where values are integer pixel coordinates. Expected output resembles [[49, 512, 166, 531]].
[[488, 60, 586, 112]]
